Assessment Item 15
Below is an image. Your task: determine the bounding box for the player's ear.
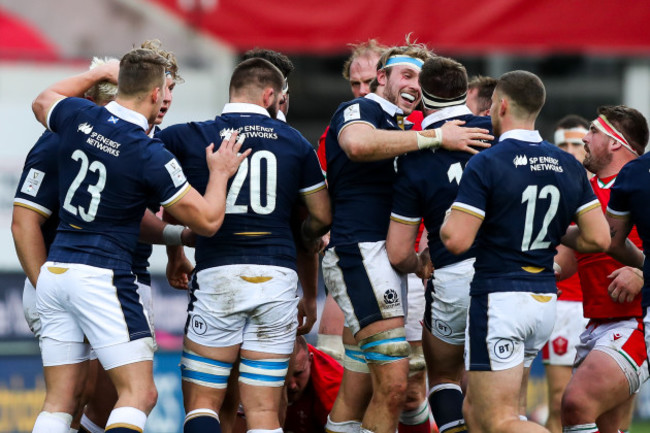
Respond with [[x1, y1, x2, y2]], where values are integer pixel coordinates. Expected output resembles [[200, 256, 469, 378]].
[[262, 86, 275, 109], [376, 69, 388, 86], [499, 97, 508, 116]]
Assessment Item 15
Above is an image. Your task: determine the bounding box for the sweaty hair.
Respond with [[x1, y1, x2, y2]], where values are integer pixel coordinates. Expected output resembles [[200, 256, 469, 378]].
[[555, 114, 589, 131], [242, 48, 294, 78], [229, 58, 284, 97], [140, 39, 184, 84], [84, 57, 118, 105], [419, 56, 468, 99], [118, 48, 169, 97], [495, 70, 546, 118], [598, 105, 649, 155], [468, 75, 497, 113], [342, 39, 386, 80]]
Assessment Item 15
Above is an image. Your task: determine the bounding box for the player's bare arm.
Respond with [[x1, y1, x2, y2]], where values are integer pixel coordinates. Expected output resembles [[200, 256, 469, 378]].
[[440, 208, 483, 255], [11, 206, 48, 287], [605, 212, 645, 268], [561, 207, 610, 253]]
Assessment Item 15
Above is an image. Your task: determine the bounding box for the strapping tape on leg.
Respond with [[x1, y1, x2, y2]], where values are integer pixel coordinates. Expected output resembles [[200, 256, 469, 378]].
[[238, 357, 289, 387], [343, 344, 370, 373], [359, 327, 411, 364], [180, 349, 233, 389], [408, 344, 426, 374]]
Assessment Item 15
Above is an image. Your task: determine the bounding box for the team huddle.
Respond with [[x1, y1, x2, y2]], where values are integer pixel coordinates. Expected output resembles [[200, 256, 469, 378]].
[[11, 37, 650, 433]]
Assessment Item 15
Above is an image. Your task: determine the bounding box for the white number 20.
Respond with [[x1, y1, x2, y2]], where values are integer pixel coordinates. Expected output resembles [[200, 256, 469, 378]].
[[521, 184, 560, 251], [62, 150, 107, 222], [225, 150, 277, 215]]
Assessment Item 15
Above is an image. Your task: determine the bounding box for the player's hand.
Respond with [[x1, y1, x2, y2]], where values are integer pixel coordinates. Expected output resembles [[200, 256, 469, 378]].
[[297, 297, 317, 335], [415, 248, 433, 280], [166, 252, 194, 290], [437, 119, 493, 154], [96, 59, 120, 84], [206, 131, 251, 178], [607, 266, 643, 303]]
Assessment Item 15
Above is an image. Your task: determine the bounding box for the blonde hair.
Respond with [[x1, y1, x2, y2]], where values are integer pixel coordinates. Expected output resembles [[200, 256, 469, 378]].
[[84, 57, 119, 105], [140, 39, 184, 84]]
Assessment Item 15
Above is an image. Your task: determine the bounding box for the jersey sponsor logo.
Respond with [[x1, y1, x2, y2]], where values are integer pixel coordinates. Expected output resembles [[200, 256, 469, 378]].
[[77, 122, 93, 134], [85, 131, 122, 157], [493, 338, 515, 360], [190, 314, 207, 335], [552, 336, 568, 355], [528, 156, 564, 173], [20, 168, 45, 197], [434, 319, 453, 337], [165, 159, 187, 188], [513, 154, 528, 167], [343, 103, 361, 122], [220, 125, 278, 141]]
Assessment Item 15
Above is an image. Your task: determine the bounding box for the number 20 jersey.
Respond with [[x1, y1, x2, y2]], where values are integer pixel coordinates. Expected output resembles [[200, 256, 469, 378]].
[[452, 129, 599, 295], [158, 103, 326, 272], [47, 98, 191, 270]]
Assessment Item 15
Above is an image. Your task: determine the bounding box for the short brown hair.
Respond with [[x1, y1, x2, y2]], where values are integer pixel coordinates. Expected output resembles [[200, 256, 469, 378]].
[[140, 39, 184, 84], [118, 48, 169, 97], [496, 70, 546, 118], [598, 105, 649, 155], [468, 75, 497, 114], [243, 48, 294, 78], [376, 35, 432, 75], [229, 57, 284, 96], [419, 56, 468, 100], [342, 39, 386, 81], [555, 114, 589, 131]]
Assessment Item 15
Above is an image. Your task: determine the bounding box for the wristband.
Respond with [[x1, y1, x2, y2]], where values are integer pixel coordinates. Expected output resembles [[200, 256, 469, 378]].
[[553, 262, 562, 275], [416, 129, 443, 150], [162, 224, 185, 246]]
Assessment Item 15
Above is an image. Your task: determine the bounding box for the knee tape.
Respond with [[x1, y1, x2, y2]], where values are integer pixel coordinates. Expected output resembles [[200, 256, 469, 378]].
[[359, 328, 411, 364], [325, 415, 362, 433], [343, 344, 370, 373], [180, 349, 233, 389], [408, 344, 426, 375], [239, 357, 289, 387]]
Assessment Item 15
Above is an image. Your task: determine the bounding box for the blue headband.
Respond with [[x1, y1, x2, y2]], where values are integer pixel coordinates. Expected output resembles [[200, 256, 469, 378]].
[[382, 55, 424, 71]]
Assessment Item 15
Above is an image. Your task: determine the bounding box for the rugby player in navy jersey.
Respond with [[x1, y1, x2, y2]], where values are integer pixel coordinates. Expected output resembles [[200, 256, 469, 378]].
[[321, 42, 493, 433], [29, 48, 248, 433], [559, 106, 649, 433], [157, 58, 331, 433], [386, 56, 494, 433], [440, 70, 610, 433]]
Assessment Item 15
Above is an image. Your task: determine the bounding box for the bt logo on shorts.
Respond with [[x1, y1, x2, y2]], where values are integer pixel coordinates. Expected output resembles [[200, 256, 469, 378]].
[[191, 315, 207, 335], [494, 338, 515, 360], [434, 320, 452, 337]]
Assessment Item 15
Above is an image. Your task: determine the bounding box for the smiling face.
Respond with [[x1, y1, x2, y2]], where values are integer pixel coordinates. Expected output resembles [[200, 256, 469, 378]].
[[378, 64, 421, 115]]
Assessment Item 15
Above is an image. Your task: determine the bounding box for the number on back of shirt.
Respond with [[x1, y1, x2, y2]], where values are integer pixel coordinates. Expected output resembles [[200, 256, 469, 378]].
[[226, 150, 277, 215], [521, 184, 560, 251], [62, 150, 107, 222]]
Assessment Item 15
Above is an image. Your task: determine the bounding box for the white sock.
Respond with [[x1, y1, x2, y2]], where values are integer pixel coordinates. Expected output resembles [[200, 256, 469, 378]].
[[105, 407, 147, 431], [33, 411, 72, 433], [80, 414, 104, 433]]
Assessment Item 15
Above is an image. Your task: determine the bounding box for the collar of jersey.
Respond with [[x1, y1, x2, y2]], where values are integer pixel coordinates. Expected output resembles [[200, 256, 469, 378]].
[[498, 129, 542, 143], [365, 93, 404, 117], [222, 102, 271, 117], [105, 101, 149, 131], [596, 174, 617, 189], [421, 105, 472, 130]]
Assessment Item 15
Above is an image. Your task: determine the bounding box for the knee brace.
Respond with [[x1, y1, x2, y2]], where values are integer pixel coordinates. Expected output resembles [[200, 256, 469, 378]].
[[408, 344, 426, 375], [238, 357, 289, 387], [180, 349, 233, 389], [359, 328, 411, 364], [343, 343, 370, 373]]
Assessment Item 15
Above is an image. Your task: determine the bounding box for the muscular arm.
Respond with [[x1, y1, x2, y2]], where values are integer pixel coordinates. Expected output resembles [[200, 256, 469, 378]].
[[339, 120, 492, 162], [440, 209, 483, 255], [11, 206, 48, 287], [554, 244, 578, 281], [561, 208, 611, 254], [386, 221, 420, 274], [32, 60, 119, 128], [605, 213, 644, 269], [299, 189, 332, 247]]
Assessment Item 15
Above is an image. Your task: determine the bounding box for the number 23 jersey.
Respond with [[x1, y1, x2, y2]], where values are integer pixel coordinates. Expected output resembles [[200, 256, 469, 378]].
[[451, 129, 599, 295]]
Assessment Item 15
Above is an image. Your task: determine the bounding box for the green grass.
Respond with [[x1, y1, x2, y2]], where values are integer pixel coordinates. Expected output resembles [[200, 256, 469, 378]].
[[632, 420, 650, 433]]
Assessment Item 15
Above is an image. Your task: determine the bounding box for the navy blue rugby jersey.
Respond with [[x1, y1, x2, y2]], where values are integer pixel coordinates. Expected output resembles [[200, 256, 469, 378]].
[[452, 129, 599, 295], [46, 98, 191, 270], [325, 93, 405, 246], [607, 154, 650, 307], [158, 102, 326, 272], [13, 130, 60, 252], [391, 106, 493, 269]]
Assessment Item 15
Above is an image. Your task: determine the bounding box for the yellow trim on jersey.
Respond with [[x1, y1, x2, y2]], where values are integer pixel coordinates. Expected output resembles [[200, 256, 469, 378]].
[[106, 424, 143, 433], [300, 183, 327, 196], [70, 224, 83, 230], [575, 201, 600, 217], [337, 120, 376, 139], [445, 425, 469, 433], [531, 294, 553, 303], [240, 276, 273, 284], [234, 232, 271, 236], [162, 183, 191, 208], [389, 215, 421, 225], [522, 266, 544, 273], [47, 267, 69, 274], [450, 205, 485, 220], [13, 202, 50, 218]]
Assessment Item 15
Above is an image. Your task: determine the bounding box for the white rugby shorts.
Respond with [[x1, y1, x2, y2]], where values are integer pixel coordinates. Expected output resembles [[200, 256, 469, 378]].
[[542, 300, 587, 366]]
